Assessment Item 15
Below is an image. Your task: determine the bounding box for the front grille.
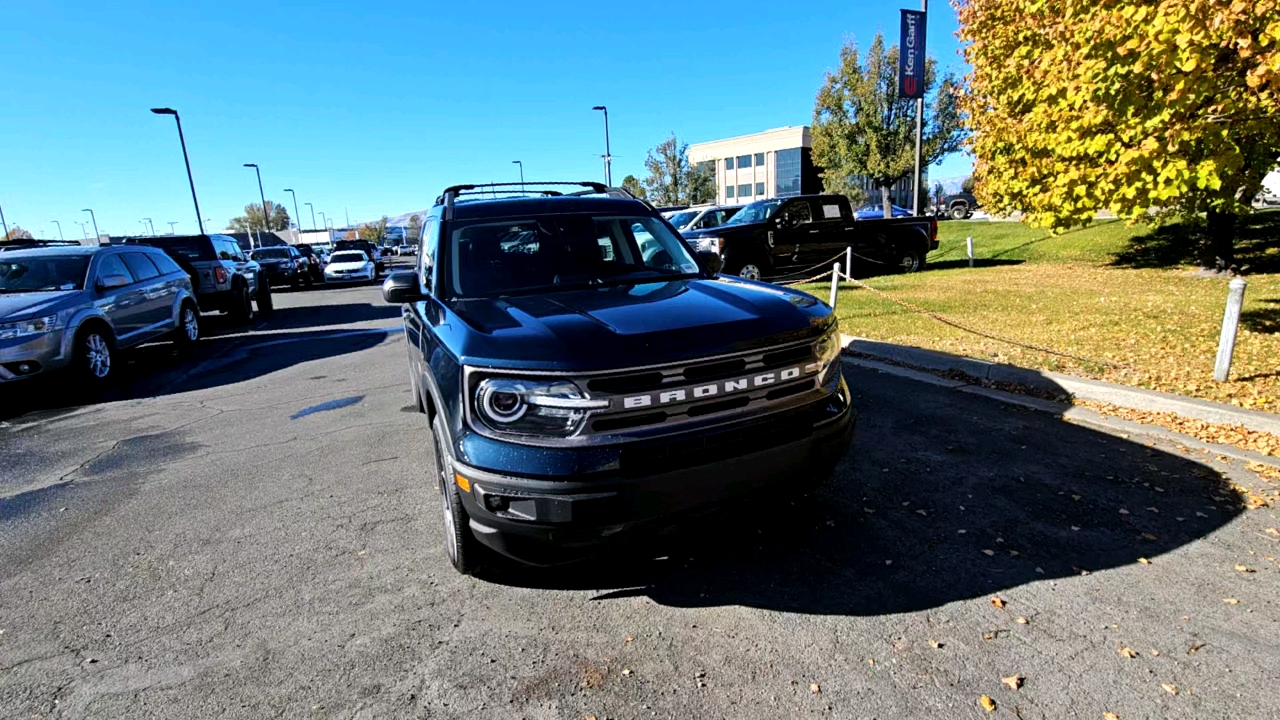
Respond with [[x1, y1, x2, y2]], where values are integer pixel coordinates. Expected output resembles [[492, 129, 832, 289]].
[[618, 403, 817, 477], [587, 371, 664, 395]]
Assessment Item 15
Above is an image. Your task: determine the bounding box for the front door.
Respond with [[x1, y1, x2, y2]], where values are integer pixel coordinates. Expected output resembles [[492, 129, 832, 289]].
[[121, 252, 176, 338], [769, 198, 820, 272], [93, 254, 147, 342]]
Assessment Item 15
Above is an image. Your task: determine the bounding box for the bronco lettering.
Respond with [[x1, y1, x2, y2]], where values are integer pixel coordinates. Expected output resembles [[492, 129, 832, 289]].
[[619, 365, 811, 408]]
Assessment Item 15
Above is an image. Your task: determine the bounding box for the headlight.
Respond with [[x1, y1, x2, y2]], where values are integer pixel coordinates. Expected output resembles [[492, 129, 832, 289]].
[[692, 236, 723, 254], [474, 377, 609, 438], [814, 326, 842, 371], [0, 314, 60, 341]]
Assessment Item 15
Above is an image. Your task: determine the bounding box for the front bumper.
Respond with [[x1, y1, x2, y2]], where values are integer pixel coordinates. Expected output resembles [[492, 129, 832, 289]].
[[0, 329, 70, 382], [324, 271, 374, 283], [453, 382, 855, 565]]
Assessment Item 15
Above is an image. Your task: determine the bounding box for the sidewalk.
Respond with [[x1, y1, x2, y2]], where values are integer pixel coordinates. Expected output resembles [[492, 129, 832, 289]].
[[842, 334, 1280, 439]]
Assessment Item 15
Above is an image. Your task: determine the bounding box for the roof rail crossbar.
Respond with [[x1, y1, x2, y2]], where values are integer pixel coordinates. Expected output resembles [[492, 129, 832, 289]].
[[440, 181, 609, 220]]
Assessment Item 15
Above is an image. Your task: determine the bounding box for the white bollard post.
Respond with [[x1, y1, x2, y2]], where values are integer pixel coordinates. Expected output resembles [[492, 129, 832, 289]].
[[967, 236, 974, 268], [1214, 277, 1248, 382], [829, 263, 840, 308], [845, 246, 852, 282]]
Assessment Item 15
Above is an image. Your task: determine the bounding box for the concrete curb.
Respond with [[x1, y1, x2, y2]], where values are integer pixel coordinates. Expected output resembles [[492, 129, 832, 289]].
[[841, 335, 1280, 436]]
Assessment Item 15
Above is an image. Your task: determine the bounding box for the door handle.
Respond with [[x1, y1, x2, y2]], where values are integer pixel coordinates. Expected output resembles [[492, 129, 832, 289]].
[[809, 229, 819, 234]]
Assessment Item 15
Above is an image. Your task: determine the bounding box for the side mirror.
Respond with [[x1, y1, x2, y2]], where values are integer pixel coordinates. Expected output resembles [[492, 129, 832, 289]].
[[382, 270, 425, 304], [697, 250, 723, 275], [96, 274, 131, 291]]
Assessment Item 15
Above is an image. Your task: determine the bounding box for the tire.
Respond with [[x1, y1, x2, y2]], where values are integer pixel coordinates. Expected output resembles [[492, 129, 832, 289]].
[[431, 413, 483, 575], [897, 247, 924, 274], [255, 281, 274, 314], [172, 302, 201, 350], [950, 204, 969, 221], [724, 254, 767, 281], [73, 325, 115, 388], [228, 282, 254, 324]]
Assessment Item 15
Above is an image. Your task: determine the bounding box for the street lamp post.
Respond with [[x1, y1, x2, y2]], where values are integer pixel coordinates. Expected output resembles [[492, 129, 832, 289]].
[[82, 208, 101, 243], [318, 212, 327, 231], [143, 217, 155, 235], [51, 220, 64, 241], [77, 222, 89, 240], [168, 221, 178, 234], [304, 202, 316, 231], [591, 106, 612, 186], [150, 108, 205, 235], [243, 163, 270, 245], [140, 221, 149, 235], [512, 160, 525, 193], [283, 188, 302, 241], [0, 202, 9, 239]]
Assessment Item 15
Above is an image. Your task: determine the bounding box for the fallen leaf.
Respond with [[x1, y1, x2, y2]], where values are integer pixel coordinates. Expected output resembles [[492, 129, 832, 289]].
[[810, 683, 820, 694], [1162, 683, 1178, 695], [1151, 649, 1161, 657], [867, 658, 874, 666], [621, 668, 632, 676], [1071, 525, 1081, 531], [1138, 557, 1151, 564], [1002, 674, 1024, 690], [991, 596, 1007, 609], [1015, 617, 1029, 625], [1072, 494, 1082, 500], [1009, 550, 1020, 557], [1234, 564, 1255, 573], [1104, 713, 1121, 720], [1119, 508, 1130, 515], [586, 716, 597, 720], [983, 631, 998, 641], [1223, 598, 1240, 604], [1265, 528, 1279, 537], [929, 640, 943, 649], [863, 508, 875, 514], [982, 549, 996, 556], [916, 509, 928, 516], [1118, 647, 1138, 658], [1142, 533, 1158, 541], [1187, 642, 1206, 654], [957, 529, 967, 534], [979, 695, 997, 712], [624, 635, 634, 643]]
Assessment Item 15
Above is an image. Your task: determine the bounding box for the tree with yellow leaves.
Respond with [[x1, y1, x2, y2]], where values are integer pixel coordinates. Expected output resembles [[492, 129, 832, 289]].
[[957, 0, 1280, 270]]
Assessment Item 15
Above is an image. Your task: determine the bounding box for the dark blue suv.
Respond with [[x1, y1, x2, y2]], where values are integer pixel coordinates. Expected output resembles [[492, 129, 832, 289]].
[[382, 182, 854, 573]]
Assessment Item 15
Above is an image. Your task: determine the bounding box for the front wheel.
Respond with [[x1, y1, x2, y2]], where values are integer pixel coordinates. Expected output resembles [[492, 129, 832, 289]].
[[255, 281, 274, 314], [74, 327, 115, 388], [173, 302, 201, 350], [950, 204, 969, 220], [228, 283, 254, 324], [431, 414, 483, 575], [723, 255, 766, 281]]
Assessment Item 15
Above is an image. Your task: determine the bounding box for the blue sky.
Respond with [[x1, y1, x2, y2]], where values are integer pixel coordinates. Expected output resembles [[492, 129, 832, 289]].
[[1, 1, 972, 238]]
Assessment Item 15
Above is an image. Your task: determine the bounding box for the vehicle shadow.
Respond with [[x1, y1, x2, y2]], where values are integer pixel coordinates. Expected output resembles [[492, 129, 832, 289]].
[[487, 363, 1246, 616], [240, 302, 401, 332]]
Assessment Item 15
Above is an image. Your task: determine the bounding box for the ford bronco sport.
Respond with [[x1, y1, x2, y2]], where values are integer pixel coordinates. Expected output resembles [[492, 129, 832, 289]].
[[382, 182, 854, 574]]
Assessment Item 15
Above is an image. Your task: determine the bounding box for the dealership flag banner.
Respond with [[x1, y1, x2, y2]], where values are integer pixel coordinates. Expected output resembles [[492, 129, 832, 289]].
[[899, 9, 927, 99]]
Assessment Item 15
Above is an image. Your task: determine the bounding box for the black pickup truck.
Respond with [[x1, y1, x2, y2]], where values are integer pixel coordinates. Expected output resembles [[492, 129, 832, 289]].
[[381, 181, 854, 573], [681, 194, 939, 280]]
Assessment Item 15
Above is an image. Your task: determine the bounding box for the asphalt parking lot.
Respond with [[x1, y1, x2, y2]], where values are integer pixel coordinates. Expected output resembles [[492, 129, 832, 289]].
[[2, 272, 1279, 719]]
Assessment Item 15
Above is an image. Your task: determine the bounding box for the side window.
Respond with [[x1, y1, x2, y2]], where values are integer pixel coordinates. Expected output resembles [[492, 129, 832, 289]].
[[96, 254, 136, 285], [149, 252, 184, 275], [121, 252, 161, 281], [777, 201, 813, 228], [213, 240, 232, 261]]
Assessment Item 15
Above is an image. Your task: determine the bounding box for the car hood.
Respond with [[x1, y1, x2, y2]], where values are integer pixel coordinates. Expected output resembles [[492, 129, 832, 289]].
[[0, 291, 80, 321], [442, 277, 831, 371]]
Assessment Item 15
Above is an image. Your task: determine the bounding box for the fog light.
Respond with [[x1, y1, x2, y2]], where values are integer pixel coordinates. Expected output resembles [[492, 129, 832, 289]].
[[483, 494, 508, 512]]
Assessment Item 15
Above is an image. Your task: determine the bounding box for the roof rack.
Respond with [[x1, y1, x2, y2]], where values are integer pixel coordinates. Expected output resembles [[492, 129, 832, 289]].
[[0, 239, 84, 250], [439, 181, 650, 220]]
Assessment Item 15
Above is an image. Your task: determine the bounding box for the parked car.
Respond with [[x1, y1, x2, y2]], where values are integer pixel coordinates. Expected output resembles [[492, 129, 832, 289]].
[[0, 244, 200, 386], [397, 243, 417, 256], [381, 180, 854, 574], [324, 250, 376, 284], [294, 244, 326, 282], [334, 240, 384, 276], [126, 234, 271, 322], [853, 203, 911, 219], [663, 205, 741, 235], [250, 246, 311, 289], [941, 192, 980, 220], [682, 194, 939, 279]]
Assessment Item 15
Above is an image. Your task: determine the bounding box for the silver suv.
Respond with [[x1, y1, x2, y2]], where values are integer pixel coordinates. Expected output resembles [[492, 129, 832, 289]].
[[0, 244, 200, 386]]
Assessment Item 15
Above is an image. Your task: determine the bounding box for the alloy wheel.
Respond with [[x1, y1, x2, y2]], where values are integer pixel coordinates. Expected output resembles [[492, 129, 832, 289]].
[[85, 334, 111, 378], [738, 264, 762, 281], [183, 307, 199, 341]]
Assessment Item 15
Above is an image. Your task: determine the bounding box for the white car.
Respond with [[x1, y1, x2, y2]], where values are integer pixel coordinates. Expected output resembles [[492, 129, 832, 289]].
[[323, 250, 376, 284]]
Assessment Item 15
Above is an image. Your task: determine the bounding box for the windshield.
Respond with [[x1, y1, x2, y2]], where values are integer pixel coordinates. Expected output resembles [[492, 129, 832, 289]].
[[666, 210, 698, 229], [330, 252, 367, 263], [0, 255, 91, 293], [723, 199, 783, 226], [252, 249, 291, 260], [448, 214, 701, 298]]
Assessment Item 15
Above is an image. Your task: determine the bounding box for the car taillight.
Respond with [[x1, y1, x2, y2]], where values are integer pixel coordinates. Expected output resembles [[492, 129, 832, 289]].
[[215, 267, 228, 284], [930, 219, 937, 241]]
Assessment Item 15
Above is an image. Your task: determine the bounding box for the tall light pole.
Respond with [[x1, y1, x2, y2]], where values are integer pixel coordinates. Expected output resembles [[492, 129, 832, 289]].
[[77, 221, 90, 240], [150, 108, 205, 235], [168, 221, 178, 234], [591, 105, 612, 186], [140, 221, 150, 235], [51, 220, 64, 241], [318, 212, 327, 232], [304, 202, 316, 231], [243, 163, 269, 232], [82, 208, 100, 243], [143, 217, 155, 235], [283, 188, 302, 239], [0, 202, 9, 239], [512, 160, 524, 193]]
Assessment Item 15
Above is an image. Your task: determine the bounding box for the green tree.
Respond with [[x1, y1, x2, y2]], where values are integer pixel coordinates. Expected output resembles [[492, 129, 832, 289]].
[[621, 175, 647, 199], [4, 226, 34, 241], [642, 134, 717, 206], [229, 201, 291, 232], [405, 214, 422, 244], [958, 0, 1280, 270], [812, 34, 966, 218], [358, 216, 389, 243]]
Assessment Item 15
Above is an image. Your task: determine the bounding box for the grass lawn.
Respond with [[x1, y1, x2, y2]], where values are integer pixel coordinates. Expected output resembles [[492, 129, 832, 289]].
[[801, 211, 1280, 414]]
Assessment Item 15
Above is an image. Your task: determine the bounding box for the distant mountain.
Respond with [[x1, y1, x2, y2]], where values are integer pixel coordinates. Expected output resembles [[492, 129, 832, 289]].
[[931, 176, 970, 195], [385, 209, 429, 227]]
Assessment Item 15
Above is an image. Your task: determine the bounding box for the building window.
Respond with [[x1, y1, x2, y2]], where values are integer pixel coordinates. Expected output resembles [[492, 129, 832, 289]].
[[754, 153, 765, 166], [736, 154, 752, 169], [755, 182, 765, 197], [738, 184, 752, 197], [725, 185, 735, 198], [725, 157, 734, 170], [775, 147, 803, 197]]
